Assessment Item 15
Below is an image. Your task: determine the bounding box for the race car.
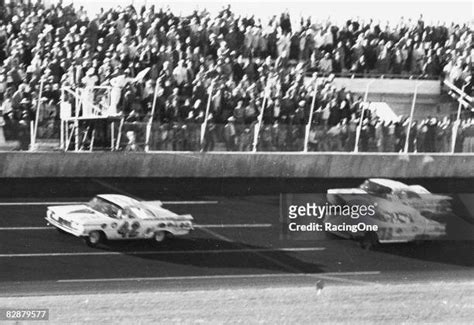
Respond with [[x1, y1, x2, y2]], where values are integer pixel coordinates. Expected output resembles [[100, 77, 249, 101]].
[[326, 187, 447, 248], [345, 178, 452, 219], [45, 194, 194, 247]]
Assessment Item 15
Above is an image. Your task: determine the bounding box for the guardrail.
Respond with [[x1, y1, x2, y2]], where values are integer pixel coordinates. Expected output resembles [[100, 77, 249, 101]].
[[0, 151, 472, 178], [306, 72, 440, 80], [443, 80, 473, 106], [443, 79, 473, 153]]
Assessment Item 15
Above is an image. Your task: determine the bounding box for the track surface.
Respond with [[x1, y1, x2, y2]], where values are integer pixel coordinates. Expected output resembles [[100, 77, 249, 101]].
[[0, 178, 473, 296]]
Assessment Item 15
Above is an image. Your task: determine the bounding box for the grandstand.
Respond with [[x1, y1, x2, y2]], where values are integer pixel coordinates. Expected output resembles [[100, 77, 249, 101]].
[[0, 1, 472, 152]]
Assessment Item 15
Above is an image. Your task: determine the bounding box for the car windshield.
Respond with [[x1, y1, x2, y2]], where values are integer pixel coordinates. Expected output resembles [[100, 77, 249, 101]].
[[87, 197, 121, 219], [360, 180, 392, 197], [405, 191, 421, 199], [122, 205, 156, 219]]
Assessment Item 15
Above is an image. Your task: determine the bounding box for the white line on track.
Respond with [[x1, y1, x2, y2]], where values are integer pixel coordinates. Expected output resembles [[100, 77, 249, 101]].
[[161, 201, 219, 205], [197, 224, 271, 228], [57, 271, 381, 283], [0, 247, 325, 258], [0, 227, 51, 230], [0, 201, 219, 206], [0, 224, 272, 231], [199, 227, 236, 243], [0, 202, 83, 206]]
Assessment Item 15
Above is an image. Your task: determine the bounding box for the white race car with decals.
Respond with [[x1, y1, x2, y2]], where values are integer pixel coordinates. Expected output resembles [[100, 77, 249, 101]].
[[46, 194, 193, 247], [326, 186, 447, 248], [349, 178, 452, 219]]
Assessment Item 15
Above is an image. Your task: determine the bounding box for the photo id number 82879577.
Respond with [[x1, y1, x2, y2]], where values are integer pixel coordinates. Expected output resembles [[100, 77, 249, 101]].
[[0, 308, 49, 321]]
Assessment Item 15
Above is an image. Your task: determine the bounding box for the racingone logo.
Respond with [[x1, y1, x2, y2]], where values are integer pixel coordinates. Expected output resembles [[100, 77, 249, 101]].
[[287, 222, 379, 233]]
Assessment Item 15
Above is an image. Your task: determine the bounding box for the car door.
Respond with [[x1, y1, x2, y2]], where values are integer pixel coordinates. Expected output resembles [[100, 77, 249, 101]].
[[400, 191, 426, 211], [116, 207, 145, 239]]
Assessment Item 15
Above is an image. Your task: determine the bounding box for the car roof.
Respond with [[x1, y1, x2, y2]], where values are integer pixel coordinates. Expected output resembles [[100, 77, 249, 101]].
[[96, 194, 139, 208], [368, 178, 409, 191]]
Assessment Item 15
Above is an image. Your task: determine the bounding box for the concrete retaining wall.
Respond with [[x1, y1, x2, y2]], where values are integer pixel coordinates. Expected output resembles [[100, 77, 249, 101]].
[[0, 152, 472, 178], [333, 78, 440, 95]]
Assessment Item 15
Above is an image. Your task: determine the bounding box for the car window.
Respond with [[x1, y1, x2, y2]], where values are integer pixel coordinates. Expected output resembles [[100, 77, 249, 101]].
[[122, 206, 155, 219], [396, 191, 408, 200], [88, 197, 121, 219], [360, 181, 391, 197], [406, 191, 421, 199]]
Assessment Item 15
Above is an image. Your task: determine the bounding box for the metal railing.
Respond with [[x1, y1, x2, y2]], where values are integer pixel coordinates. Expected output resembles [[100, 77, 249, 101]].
[[443, 80, 473, 153], [304, 71, 440, 81]]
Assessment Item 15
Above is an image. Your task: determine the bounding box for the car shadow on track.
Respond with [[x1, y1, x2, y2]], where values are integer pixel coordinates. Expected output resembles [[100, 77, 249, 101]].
[[323, 232, 474, 267], [372, 240, 474, 267], [93, 237, 326, 273]]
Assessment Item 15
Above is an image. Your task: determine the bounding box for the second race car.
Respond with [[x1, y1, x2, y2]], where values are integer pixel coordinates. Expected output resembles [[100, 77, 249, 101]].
[[326, 182, 447, 248]]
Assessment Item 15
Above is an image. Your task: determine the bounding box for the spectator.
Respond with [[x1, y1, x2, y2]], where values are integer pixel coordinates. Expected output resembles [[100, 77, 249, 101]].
[[319, 52, 333, 74], [223, 116, 237, 151]]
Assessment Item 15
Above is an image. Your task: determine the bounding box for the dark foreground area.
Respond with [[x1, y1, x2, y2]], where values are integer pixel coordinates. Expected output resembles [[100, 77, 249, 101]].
[[0, 177, 472, 296]]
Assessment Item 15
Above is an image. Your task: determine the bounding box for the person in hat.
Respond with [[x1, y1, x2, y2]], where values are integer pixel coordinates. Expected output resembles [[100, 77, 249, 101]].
[[239, 127, 252, 151], [109, 68, 134, 116], [172, 60, 188, 87], [183, 111, 197, 151], [1, 87, 13, 117], [81, 68, 98, 116], [17, 109, 31, 151], [224, 115, 237, 151], [11, 83, 27, 112], [124, 130, 140, 151]]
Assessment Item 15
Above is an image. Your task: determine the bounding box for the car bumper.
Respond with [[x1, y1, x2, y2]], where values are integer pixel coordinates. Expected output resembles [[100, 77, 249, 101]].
[[172, 229, 193, 236], [45, 216, 85, 237], [378, 227, 445, 243]]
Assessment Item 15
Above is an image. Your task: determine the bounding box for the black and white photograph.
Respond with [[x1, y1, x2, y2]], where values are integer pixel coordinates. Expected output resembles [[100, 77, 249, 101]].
[[0, 0, 472, 323]]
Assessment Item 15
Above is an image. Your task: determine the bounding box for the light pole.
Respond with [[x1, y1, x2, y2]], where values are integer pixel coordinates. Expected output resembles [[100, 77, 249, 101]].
[[252, 79, 271, 153], [303, 79, 318, 152], [404, 82, 422, 153], [200, 81, 215, 151], [451, 82, 469, 153], [144, 81, 160, 152], [354, 79, 375, 152]]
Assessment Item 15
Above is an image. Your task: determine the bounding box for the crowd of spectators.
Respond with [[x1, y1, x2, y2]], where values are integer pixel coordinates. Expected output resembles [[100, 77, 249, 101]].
[[0, 1, 472, 151]]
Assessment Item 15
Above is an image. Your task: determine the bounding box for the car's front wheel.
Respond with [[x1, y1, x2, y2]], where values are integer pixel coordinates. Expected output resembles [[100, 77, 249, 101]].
[[153, 231, 166, 243], [85, 231, 104, 247], [360, 232, 379, 250]]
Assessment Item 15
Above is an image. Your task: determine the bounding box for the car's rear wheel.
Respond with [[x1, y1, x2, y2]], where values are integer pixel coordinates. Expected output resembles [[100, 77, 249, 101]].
[[85, 231, 104, 247], [153, 231, 166, 243], [360, 232, 379, 250]]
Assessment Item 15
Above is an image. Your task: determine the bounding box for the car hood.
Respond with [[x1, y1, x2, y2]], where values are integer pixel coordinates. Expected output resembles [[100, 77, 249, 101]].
[[48, 205, 109, 224], [422, 194, 452, 201]]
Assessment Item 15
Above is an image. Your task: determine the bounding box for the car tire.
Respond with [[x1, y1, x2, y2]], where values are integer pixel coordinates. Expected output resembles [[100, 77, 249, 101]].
[[85, 231, 104, 248], [360, 232, 379, 250], [153, 231, 166, 243], [56, 228, 67, 234]]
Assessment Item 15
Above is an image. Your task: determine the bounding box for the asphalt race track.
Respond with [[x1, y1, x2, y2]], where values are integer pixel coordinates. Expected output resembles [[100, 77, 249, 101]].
[[0, 178, 473, 296]]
